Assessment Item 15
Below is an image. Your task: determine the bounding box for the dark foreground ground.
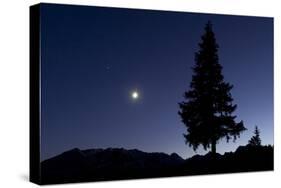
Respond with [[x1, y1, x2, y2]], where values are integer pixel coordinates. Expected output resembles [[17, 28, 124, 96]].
[[40, 145, 273, 184]]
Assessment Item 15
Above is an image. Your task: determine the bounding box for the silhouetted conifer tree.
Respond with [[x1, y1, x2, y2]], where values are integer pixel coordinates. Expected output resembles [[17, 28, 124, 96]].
[[178, 21, 246, 154], [248, 126, 261, 146]]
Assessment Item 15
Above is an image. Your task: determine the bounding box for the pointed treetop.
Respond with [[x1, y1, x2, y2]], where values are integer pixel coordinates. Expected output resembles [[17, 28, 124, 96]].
[[248, 126, 261, 146], [205, 20, 213, 31]]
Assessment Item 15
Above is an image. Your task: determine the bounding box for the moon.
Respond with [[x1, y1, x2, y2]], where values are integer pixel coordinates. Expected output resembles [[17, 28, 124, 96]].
[[131, 91, 139, 99]]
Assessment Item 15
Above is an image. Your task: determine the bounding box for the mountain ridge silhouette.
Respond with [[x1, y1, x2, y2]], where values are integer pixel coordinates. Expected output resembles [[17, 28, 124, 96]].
[[41, 145, 273, 184]]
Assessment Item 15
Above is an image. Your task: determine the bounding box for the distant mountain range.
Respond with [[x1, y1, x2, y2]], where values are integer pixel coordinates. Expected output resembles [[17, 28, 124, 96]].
[[41, 145, 273, 184]]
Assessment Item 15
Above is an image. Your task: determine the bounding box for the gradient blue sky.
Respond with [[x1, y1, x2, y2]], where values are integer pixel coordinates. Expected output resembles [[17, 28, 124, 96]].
[[40, 4, 273, 161]]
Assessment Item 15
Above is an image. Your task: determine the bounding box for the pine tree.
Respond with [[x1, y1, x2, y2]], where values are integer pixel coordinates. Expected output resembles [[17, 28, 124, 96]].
[[178, 21, 246, 154], [248, 126, 261, 146]]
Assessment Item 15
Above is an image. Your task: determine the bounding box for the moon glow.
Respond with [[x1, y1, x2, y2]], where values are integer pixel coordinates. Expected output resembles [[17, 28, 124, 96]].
[[131, 91, 139, 99]]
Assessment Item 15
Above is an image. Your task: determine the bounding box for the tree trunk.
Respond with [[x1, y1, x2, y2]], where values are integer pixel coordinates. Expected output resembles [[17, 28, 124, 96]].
[[211, 139, 216, 154]]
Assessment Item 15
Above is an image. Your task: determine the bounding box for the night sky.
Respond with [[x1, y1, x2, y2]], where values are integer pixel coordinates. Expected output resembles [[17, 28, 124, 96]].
[[40, 4, 273, 161]]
